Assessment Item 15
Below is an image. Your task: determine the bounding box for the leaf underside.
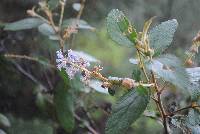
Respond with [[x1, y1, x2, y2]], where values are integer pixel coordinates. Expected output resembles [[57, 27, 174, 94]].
[[146, 54, 190, 92], [171, 109, 200, 134]]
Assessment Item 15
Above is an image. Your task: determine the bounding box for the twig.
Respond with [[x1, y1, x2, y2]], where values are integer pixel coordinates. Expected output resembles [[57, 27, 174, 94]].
[[151, 71, 168, 134], [11, 61, 48, 92], [63, 58, 154, 89], [143, 113, 162, 124], [168, 105, 200, 117], [70, 0, 86, 49], [4, 54, 56, 69], [157, 92, 168, 134], [27, 7, 50, 24], [76, 0, 86, 20], [136, 48, 149, 82], [151, 96, 158, 103], [45, 10, 58, 33], [74, 113, 99, 134], [59, 0, 66, 28], [159, 81, 168, 93], [44, 71, 54, 90]]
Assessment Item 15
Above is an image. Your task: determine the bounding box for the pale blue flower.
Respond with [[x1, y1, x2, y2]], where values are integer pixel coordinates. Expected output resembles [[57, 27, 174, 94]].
[[56, 49, 90, 79]]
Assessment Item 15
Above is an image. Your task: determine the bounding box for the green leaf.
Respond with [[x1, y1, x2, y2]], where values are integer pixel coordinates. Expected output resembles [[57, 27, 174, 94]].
[[38, 23, 55, 36], [35, 92, 47, 111], [186, 109, 200, 134], [49, 35, 59, 40], [105, 86, 149, 134], [7, 116, 53, 134], [0, 113, 10, 128], [0, 21, 5, 28], [149, 19, 178, 56], [146, 54, 190, 92], [186, 109, 200, 126], [4, 18, 44, 31], [186, 67, 200, 101], [189, 85, 200, 101], [106, 9, 137, 46], [54, 70, 75, 133], [62, 19, 95, 30], [171, 109, 200, 133], [171, 116, 188, 133], [132, 66, 141, 82], [70, 75, 88, 93], [48, 0, 59, 10]]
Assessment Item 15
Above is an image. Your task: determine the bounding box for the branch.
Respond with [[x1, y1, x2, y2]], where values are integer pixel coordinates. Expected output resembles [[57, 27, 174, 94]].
[[76, 0, 86, 20], [168, 104, 200, 117], [151, 71, 169, 134], [62, 58, 155, 89], [4, 54, 56, 69], [70, 0, 86, 49], [59, 0, 66, 28], [11, 61, 48, 92], [74, 114, 99, 134]]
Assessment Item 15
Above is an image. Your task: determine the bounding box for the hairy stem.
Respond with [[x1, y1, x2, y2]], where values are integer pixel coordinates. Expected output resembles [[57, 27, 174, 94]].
[[136, 49, 149, 82], [151, 71, 168, 134], [65, 59, 154, 89], [168, 104, 200, 116], [74, 114, 99, 134]]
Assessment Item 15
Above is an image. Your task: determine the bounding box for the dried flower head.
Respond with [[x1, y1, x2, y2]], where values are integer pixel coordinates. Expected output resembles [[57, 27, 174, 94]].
[[56, 49, 90, 79], [63, 26, 78, 40], [192, 31, 200, 43]]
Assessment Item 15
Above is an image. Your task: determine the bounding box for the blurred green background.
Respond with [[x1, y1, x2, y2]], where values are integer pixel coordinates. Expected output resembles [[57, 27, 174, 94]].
[[0, 0, 200, 134]]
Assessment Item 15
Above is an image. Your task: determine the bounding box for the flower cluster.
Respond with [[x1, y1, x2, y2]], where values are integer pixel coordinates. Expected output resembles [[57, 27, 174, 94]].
[[56, 49, 90, 79]]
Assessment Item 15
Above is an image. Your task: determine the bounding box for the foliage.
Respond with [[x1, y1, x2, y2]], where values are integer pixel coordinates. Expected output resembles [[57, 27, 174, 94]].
[[4, 18, 44, 31], [149, 19, 178, 56], [1, 1, 200, 134], [107, 9, 137, 46], [146, 54, 190, 92], [7, 116, 53, 134], [54, 70, 75, 132], [105, 86, 149, 134]]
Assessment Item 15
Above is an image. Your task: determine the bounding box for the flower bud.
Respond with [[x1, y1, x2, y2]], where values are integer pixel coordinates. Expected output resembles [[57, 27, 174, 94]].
[[108, 87, 115, 96], [185, 59, 193, 66], [122, 78, 136, 89], [144, 48, 154, 57]]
